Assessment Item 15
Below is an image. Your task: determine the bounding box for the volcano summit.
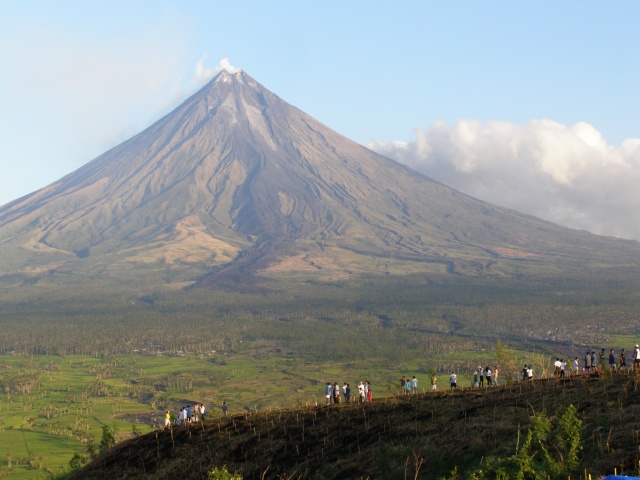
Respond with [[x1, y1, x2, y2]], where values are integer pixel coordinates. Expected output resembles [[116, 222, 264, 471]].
[[1, 70, 639, 287]]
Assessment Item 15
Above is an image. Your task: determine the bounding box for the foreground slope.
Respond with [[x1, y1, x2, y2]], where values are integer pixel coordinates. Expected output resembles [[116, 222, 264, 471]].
[[71, 374, 640, 480], [1, 70, 639, 287]]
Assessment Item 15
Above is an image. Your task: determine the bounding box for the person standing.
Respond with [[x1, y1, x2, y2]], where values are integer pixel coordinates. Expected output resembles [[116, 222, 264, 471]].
[[164, 410, 171, 430], [325, 383, 332, 405], [493, 366, 499, 386], [573, 357, 579, 375], [176, 407, 184, 426], [343, 383, 349, 403], [609, 349, 616, 372], [400, 376, 407, 395], [585, 351, 592, 372], [358, 381, 365, 403], [634, 345, 640, 370], [560, 359, 566, 378], [620, 349, 627, 371], [221, 401, 227, 417], [449, 371, 457, 389], [473, 371, 479, 388], [478, 366, 484, 387], [366, 381, 372, 402], [485, 366, 492, 386], [333, 383, 340, 404], [522, 365, 528, 382], [431, 373, 437, 391], [411, 376, 418, 394], [591, 351, 598, 372]]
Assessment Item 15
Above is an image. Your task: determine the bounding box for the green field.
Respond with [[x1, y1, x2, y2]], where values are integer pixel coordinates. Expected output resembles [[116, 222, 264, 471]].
[[0, 343, 553, 478], [1, 273, 639, 477]]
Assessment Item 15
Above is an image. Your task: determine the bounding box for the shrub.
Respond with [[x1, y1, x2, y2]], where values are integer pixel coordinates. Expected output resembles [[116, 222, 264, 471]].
[[208, 465, 243, 480]]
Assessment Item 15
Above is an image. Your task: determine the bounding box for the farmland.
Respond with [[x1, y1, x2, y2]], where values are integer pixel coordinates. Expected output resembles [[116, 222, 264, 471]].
[[0, 348, 498, 478], [0, 273, 639, 477]]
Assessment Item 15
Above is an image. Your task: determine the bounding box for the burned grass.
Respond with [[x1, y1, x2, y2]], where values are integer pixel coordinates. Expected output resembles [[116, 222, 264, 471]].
[[70, 373, 640, 479]]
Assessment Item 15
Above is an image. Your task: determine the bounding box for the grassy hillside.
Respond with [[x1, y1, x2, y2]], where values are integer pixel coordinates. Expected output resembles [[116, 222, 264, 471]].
[[70, 372, 640, 480], [0, 273, 639, 477]]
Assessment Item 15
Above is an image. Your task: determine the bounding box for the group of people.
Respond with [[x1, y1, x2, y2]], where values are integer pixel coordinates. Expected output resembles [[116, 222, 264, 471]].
[[447, 366, 501, 389], [324, 375, 440, 403], [164, 402, 217, 429], [324, 381, 373, 404], [400, 375, 420, 394], [162, 345, 640, 428], [549, 346, 640, 378], [472, 366, 499, 387], [582, 345, 640, 373], [521, 365, 535, 381], [449, 368, 499, 389]]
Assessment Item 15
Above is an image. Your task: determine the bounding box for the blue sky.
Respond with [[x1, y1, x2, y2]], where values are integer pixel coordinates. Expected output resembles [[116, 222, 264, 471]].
[[1, 2, 640, 239]]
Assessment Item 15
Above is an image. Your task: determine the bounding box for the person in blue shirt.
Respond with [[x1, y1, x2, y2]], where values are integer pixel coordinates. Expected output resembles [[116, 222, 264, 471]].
[[325, 382, 332, 404], [609, 349, 616, 372]]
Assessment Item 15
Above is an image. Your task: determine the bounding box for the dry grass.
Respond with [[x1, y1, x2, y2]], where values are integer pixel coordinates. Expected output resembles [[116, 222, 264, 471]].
[[71, 372, 640, 480]]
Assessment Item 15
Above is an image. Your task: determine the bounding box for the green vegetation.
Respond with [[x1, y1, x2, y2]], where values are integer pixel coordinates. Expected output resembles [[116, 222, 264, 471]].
[[440, 404, 582, 479], [0, 355, 152, 478], [0, 349, 503, 477], [69, 373, 640, 479], [2, 272, 640, 359], [0, 272, 639, 477], [208, 466, 243, 480]]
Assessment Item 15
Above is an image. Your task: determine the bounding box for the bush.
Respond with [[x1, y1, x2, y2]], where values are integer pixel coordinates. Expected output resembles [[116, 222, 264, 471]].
[[208, 465, 243, 480], [443, 404, 582, 480]]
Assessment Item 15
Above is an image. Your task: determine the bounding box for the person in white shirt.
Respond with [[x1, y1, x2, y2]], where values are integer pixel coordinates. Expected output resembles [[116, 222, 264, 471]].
[[176, 407, 184, 425], [411, 376, 418, 394], [554, 358, 562, 377], [449, 371, 457, 389]]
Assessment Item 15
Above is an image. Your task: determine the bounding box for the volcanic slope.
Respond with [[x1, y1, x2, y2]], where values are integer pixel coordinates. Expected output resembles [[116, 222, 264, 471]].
[[1, 70, 639, 286]]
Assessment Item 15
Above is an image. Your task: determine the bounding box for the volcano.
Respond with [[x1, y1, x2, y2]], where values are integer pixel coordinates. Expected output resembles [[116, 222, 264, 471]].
[[1, 69, 639, 287]]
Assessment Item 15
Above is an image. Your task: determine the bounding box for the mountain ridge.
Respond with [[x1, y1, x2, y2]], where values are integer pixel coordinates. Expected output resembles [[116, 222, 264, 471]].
[[1, 69, 639, 286]]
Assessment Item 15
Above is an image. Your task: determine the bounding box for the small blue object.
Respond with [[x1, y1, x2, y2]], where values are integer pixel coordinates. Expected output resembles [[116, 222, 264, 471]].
[[602, 476, 640, 480]]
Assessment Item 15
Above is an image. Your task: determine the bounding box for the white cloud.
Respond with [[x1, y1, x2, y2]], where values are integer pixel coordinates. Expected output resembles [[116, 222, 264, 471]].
[[193, 54, 217, 84], [214, 57, 241, 74], [191, 56, 241, 86], [370, 120, 640, 241]]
